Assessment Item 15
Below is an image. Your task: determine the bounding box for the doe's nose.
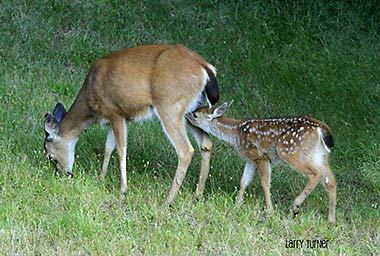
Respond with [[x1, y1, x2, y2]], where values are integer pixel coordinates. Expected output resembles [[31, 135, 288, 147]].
[[46, 153, 53, 160]]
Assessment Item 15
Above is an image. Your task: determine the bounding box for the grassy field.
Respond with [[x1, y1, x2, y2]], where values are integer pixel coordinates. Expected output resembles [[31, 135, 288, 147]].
[[1, 0, 379, 255]]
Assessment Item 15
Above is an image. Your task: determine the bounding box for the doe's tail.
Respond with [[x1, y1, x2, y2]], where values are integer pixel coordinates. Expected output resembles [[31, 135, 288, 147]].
[[203, 64, 219, 106]]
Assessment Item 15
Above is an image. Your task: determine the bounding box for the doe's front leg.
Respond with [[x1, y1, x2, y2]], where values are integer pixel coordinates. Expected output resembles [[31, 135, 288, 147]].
[[100, 128, 116, 181], [111, 116, 128, 194]]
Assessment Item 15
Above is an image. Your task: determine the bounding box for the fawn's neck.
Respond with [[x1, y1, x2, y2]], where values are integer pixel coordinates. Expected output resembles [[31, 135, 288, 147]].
[[59, 85, 96, 140], [210, 116, 243, 147]]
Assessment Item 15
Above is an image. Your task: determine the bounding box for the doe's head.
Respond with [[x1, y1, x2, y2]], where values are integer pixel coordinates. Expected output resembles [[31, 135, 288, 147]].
[[186, 101, 232, 132], [44, 102, 74, 177]]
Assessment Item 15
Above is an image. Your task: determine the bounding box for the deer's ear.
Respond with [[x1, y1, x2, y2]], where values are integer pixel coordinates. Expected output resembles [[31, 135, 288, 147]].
[[53, 102, 66, 123], [211, 102, 229, 118], [44, 112, 59, 135]]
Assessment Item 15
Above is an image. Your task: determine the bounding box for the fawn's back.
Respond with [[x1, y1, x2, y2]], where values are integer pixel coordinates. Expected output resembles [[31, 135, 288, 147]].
[[238, 116, 334, 165], [186, 102, 337, 224]]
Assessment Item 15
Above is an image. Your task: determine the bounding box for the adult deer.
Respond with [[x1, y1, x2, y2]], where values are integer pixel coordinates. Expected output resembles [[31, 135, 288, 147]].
[[44, 44, 219, 204], [186, 102, 336, 224]]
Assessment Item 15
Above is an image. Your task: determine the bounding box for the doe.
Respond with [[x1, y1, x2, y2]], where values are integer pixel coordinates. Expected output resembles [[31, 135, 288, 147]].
[[186, 102, 337, 224], [44, 45, 219, 204]]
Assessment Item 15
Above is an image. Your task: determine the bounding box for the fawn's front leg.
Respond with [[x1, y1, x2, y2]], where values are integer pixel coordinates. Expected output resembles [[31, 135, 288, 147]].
[[188, 125, 213, 199], [256, 160, 273, 213], [236, 161, 256, 206]]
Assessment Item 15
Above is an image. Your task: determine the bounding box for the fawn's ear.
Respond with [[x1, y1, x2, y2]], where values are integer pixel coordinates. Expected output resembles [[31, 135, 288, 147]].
[[211, 101, 230, 118], [52, 102, 66, 123]]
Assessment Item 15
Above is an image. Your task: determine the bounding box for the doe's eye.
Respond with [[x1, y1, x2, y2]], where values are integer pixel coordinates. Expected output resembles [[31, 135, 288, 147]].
[[193, 113, 198, 118]]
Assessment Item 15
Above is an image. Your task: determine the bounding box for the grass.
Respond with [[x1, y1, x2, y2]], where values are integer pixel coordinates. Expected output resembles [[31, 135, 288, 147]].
[[1, 0, 379, 255]]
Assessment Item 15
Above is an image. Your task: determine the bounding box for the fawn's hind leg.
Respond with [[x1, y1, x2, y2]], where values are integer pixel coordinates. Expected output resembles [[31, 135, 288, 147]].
[[283, 157, 323, 216], [321, 162, 337, 224]]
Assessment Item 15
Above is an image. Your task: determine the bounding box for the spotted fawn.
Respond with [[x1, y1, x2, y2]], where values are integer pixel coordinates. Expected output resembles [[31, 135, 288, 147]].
[[186, 101, 336, 224]]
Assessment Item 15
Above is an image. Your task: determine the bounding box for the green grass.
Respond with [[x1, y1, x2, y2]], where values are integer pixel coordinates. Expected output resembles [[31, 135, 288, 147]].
[[1, 0, 379, 254]]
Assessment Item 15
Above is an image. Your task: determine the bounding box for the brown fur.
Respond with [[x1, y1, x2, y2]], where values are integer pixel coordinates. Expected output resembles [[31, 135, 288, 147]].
[[187, 103, 337, 224], [44, 45, 217, 204]]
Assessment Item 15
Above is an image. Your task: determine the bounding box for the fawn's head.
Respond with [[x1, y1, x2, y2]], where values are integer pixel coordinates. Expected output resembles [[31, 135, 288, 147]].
[[186, 101, 232, 132], [44, 102, 75, 177]]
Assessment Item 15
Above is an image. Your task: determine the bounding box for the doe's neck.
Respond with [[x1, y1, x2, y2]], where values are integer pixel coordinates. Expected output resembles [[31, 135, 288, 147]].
[[59, 86, 96, 140]]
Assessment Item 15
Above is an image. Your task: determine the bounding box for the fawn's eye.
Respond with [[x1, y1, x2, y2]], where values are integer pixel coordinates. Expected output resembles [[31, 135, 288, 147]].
[[193, 113, 198, 118]]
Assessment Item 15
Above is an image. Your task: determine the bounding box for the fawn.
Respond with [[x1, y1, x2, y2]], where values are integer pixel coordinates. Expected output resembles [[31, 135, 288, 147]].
[[44, 45, 219, 204], [186, 102, 336, 224]]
